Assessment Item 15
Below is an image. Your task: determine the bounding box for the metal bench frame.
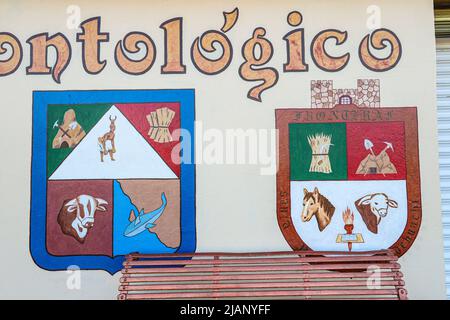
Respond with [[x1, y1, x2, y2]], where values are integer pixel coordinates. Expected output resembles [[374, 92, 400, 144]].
[[118, 249, 407, 300]]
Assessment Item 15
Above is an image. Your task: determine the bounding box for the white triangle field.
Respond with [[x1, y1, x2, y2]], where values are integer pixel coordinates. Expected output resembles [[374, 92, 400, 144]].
[[49, 105, 177, 180]]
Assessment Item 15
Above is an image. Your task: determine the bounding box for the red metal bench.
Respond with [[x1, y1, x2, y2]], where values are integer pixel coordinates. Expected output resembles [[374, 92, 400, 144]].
[[118, 249, 407, 300]]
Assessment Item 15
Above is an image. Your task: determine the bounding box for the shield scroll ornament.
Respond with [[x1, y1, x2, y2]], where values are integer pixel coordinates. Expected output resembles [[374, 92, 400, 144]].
[[276, 102, 421, 257]]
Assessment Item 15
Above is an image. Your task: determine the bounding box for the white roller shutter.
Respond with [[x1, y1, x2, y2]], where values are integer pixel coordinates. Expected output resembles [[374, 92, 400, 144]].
[[437, 38, 450, 299]]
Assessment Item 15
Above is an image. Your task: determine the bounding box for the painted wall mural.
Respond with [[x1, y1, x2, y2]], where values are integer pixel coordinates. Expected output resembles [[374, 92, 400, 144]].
[[276, 81, 421, 256], [30, 89, 196, 273]]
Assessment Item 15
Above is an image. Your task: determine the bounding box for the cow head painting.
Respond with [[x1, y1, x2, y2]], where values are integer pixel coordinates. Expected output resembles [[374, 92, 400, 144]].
[[57, 195, 108, 243], [301, 187, 335, 232], [354, 193, 398, 234]]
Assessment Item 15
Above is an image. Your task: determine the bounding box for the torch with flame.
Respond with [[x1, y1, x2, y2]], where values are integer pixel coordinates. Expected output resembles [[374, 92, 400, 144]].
[[343, 207, 355, 251], [343, 207, 354, 231], [336, 207, 364, 251]]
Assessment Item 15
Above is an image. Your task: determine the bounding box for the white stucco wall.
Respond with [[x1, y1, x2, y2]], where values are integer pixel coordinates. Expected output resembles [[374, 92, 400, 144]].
[[0, 0, 445, 299]]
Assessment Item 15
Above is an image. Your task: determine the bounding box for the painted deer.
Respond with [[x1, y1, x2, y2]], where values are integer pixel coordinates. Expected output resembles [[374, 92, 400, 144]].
[[98, 115, 117, 162], [301, 187, 335, 231]]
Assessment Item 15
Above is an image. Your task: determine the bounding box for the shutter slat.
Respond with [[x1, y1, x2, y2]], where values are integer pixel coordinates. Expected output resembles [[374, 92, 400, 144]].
[[437, 38, 450, 299]]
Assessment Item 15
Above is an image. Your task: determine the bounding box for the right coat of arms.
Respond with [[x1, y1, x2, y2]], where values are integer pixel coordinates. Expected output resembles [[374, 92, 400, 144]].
[[276, 79, 422, 256]]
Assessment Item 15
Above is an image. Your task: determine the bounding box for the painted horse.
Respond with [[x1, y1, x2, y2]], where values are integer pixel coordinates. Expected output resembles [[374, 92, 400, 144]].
[[301, 187, 335, 231]]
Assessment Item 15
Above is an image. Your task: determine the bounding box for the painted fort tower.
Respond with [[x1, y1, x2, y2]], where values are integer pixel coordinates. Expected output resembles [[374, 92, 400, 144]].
[[311, 79, 380, 108]]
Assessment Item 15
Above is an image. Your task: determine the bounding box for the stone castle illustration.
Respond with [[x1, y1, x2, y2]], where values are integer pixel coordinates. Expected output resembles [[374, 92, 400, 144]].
[[311, 79, 380, 108]]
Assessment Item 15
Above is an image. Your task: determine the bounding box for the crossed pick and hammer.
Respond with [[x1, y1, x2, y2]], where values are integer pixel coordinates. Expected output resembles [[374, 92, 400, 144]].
[[363, 139, 394, 156], [53, 120, 72, 138]]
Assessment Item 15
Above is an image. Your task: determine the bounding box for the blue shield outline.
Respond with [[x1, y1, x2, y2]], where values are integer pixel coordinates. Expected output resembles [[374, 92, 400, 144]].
[[30, 89, 196, 274]]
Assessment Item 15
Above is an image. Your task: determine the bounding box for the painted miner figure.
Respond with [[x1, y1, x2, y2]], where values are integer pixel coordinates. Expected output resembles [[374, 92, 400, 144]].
[[98, 115, 117, 162]]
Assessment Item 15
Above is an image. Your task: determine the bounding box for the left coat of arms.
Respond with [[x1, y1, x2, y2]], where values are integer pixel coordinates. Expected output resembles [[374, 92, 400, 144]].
[[30, 89, 196, 273]]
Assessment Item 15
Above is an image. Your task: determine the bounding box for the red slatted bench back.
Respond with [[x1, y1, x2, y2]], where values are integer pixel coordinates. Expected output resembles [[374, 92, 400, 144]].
[[118, 250, 407, 300]]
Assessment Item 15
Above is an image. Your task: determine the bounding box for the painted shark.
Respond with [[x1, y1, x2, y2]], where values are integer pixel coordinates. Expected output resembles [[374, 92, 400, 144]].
[[123, 193, 167, 237]]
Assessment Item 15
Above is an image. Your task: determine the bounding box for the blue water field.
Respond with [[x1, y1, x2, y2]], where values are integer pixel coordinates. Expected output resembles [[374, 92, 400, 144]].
[[112, 180, 176, 255]]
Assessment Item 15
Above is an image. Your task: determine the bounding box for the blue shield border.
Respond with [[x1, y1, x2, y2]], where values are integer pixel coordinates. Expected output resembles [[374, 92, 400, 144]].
[[30, 89, 196, 274]]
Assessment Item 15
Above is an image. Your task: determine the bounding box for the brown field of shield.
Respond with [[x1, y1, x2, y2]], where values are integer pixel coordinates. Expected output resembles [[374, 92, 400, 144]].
[[117, 179, 180, 249], [46, 180, 113, 256]]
